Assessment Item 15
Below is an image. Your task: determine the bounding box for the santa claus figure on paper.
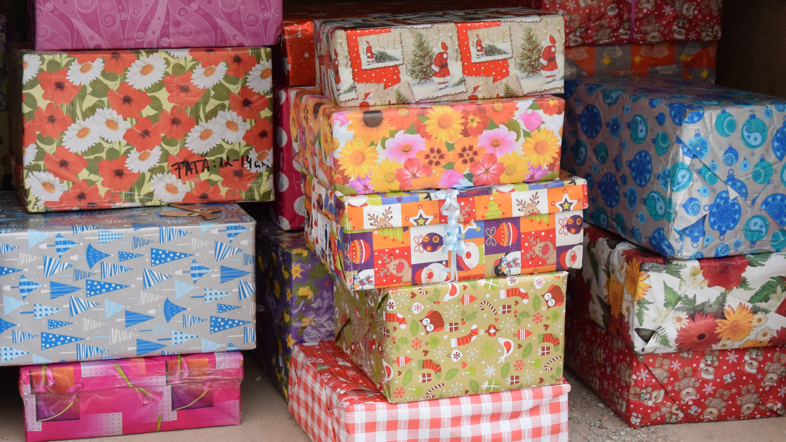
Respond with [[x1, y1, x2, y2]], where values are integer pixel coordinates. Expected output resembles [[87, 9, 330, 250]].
[[540, 35, 560, 82], [432, 42, 452, 90], [474, 34, 485, 58], [364, 41, 375, 64]]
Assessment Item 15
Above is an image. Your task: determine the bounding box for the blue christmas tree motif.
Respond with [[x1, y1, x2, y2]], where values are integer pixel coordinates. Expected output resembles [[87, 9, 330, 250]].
[[201, 288, 230, 304], [72, 224, 100, 235], [0, 243, 19, 255], [214, 241, 243, 262], [153, 324, 171, 336], [221, 224, 248, 242], [76, 343, 107, 360], [135, 339, 166, 356], [132, 222, 157, 231], [125, 310, 154, 328], [0, 266, 22, 277], [160, 350, 177, 356], [47, 320, 73, 330], [86, 244, 111, 269], [150, 248, 194, 266], [244, 327, 256, 344], [0, 318, 17, 335], [201, 338, 222, 353], [85, 280, 129, 297], [243, 254, 254, 266], [1, 346, 29, 362], [12, 331, 37, 344], [54, 234, 79, 257], [189, 260, 211, 283], [182, 314, 207, 328], [69, 296, 99, 317], [43, 256, 72, 277], [100, 262, 133, 279], [159, 226, 191, 243], [227, 343, 241, 352], [217, 303, 241, 314], [219, 266, 249, 284], [171, 331, 197, 345], [16, 275, 43, 299], [49, 282, 80, 299], [41, 332, 83, 349], [209, 316, 251, 333], [73, 269, 92, 281], [34, 304, 62, 320], [97, 230, 127, 245], [3, 295, 24, 316], [132, 237, 152, 249], [142, 269, 171, 289], [199, 222, 217, 234], [104, 300, 126, 320], [32, 354, 52, 364], [238, 280, 255, 301], [118, 251, 144, 262], [174, 280, 196, 299], [163, 298, 187, 323], [27, 230, 51, 248]]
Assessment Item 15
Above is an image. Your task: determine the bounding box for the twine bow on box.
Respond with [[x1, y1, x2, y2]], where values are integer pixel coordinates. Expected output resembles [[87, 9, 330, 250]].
[[35, 365, 85, 422], [160, 205, 221, 220], [113, 363, 163, 406]]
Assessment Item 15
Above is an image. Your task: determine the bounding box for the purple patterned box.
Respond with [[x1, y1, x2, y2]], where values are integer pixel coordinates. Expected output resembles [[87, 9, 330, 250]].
[[30, 0, 283, 51]]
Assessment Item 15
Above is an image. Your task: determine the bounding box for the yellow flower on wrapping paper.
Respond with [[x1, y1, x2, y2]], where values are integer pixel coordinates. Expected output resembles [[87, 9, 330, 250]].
[[347, 109, 393, 144], [713, 339, 734, 350], [293, 248, 310, 258], [756, 327, 775, 343], [715, 304, 754, 342], [740, 338, 768, 348], [273, 280, 281, 297], [338, 138, 379, 180], [286, 334, 295, 349], [291, 263, 304, 279], [369, 159, 402, 193], [604, 275, 624, 318], [283, 310, 290, 322], [282, 265, 290, 279], [521, 128, 560, 168], [286, 287, 292, 299], [687, 265, 708, 288], [422, 106, 465, 143], [298, 286, 314, 300], [672, 311, 690, 330], [624, 259, 650, 302], [499, 152, 530, 183], [752, 312, 767, 328]]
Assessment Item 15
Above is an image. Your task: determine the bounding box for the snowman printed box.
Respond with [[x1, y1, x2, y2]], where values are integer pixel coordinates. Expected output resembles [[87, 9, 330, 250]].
[[562, 75, 786, 259], [314, 8, 564, 107], [20, 352, 243, 441], [303, 171, 586, 291], [334, 271, 568, 403], [0, 195, 255, 366]]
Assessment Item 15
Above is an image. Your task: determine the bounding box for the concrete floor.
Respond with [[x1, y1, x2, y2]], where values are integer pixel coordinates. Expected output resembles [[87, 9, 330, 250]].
[[0, 353, 781, 442]]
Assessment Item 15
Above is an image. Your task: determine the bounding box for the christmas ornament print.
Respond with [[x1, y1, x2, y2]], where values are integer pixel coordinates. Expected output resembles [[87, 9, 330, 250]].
[[0, 194, 255, 365]]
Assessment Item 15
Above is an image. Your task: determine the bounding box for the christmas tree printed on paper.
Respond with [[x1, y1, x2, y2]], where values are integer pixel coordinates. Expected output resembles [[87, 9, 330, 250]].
[[516, 26, 543, 76]]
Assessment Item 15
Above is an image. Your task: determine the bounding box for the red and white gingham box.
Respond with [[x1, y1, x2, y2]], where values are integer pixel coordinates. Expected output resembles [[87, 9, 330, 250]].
[[289, 342, 570, 442]]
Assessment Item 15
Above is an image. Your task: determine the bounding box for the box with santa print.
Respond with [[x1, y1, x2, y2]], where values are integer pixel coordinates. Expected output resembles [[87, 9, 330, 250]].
[[566, 307, 786, 427], [289, 341, 571, 442], [254, 226, 334, 399], [303, 170, 587, 291], [20, 351, 244, 442], [11, 47, 274, 212], [0, 194, 256, 366], [562, 75, 786, 259], [575, 225, 786, 354], [30, 0, 282, 51], [291, 89, 566, 196], [334, 271, 568, 403], [519, 0, 723, 47], [314, 8, 565, 107]]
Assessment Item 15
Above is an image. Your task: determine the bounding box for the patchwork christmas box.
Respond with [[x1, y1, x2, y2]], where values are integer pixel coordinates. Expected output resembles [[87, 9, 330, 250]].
[[566, 307, 786, 427], [576, 225, 786, 354], [520, 0, 723, 47], [254, 227, 334, 399], [11, 47, 274, 212], [20, 351, 243, 441], [334, 272, 568, 403], [565, 42, 717, 84], [314, 8, 565, 107], [0, 196, 256, 366], [291, 89, 565, 195], [289, 341, 570, 441], [304, 171, 586, 291], [30, 0, 282, 51], [562, 75, 786, 259]]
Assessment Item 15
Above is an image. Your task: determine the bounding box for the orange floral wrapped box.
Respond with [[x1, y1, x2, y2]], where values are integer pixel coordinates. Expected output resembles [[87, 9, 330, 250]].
[[12, 48, 274, 212], [291, 90, 564, 195]]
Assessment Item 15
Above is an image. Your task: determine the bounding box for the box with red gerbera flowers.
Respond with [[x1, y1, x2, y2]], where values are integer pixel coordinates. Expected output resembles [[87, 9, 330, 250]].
[[574, 226, 786, 355], [11, 47, 274, 212], [291, 89, 565, 196]]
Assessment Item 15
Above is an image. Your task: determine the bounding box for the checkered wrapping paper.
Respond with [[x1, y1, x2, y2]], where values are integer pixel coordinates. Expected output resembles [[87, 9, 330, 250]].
[[289, 341, 570, 442]]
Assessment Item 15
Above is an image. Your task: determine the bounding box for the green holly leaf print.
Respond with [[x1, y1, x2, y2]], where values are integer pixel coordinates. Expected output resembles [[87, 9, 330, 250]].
[[445, 368, 459, 381], [403, 369, 413, 386], [531, 295, 541, 312], [663, 283, 681, 309], [428, 288, 440, 303], [522, 343, 532, 359], [411, 321, 419, 337], [501, 362, 510, 379], [469, 380, 480, 393]]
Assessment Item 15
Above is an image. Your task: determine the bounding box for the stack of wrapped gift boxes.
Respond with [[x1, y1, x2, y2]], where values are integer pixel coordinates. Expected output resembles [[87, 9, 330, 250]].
[[561, 75, 786, 426], [2, 0, 283, 440]]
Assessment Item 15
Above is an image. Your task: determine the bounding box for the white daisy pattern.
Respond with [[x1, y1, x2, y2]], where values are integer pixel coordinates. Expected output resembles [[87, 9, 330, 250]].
[[23, 144, 37, 167], [126, 54, 167, 90], [150, 173, 189, 203], [92, 108, 131, 143], [29, 171, 67, 202], [62, 118, 101, 154], [216, 110, 250, 144], [246, 61, 273, 94], [192, 62, 227, 89], [67, 57, 105, 86], [22, 54, 42, 84], [126, 146, 163, 173], [185, 120, 224, 154], [166, 49, 190, 58]]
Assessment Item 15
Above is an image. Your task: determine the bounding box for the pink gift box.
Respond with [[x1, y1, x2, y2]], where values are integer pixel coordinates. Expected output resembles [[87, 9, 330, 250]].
[[30, 0, 283, 51], [19, 352, 243, 442]]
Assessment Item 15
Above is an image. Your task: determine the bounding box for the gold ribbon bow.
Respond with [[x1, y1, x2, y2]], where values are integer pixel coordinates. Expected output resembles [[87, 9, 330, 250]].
[[159, 204, 221, 220]]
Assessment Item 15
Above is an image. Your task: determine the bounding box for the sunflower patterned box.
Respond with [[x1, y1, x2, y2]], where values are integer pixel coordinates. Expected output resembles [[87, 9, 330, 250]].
[[254, 227, 334, 399], [291, 90, 565, 195], [575, 226, 786, 355], [566, 306, 785, 428], [20, 352, 243, 441], [12, 47, 274, 212], [562, 75, 786, 259], [303, 171, 587, 291], [0, 195, 256, 366], [334, 271, 568, 403], [314, 8, 564, 107]]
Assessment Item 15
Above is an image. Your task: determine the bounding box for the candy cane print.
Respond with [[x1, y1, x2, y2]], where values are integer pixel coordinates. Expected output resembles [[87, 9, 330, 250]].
[[544, 355, 562, 372], [450, 324, 479, 347], [425, 383, 445, 399], [385, 312, 407, 329], [479, 301, 497, 315]]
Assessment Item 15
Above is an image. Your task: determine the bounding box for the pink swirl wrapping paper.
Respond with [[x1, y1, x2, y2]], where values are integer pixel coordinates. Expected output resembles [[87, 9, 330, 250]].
[[31, 0, 283, 51]]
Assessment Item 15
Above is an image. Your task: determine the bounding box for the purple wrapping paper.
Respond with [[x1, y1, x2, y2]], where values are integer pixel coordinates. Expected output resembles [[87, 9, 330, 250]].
[[31, 0, 283, 51]]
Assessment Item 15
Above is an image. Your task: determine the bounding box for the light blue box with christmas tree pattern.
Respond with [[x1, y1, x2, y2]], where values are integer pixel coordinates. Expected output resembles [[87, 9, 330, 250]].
[[0, 193, 255, 365]]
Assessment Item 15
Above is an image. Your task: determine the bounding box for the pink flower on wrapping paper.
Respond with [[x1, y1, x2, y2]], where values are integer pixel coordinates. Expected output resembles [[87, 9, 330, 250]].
[[394, 388, 405, 398], [395, 158, 432, 189], [412, 338, 422, 350], [527, 165, 550, 181], [384, 132, 426, 163], [478, 127, 517, 157], [533, 313, 543, 324], [514, 360, 524, 371], [518, 110, 543, 131], [334, 111, 351, 127], [348, 177, 373, 194], [439, 169, 465, 188], [469, 153, 504, 186]]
